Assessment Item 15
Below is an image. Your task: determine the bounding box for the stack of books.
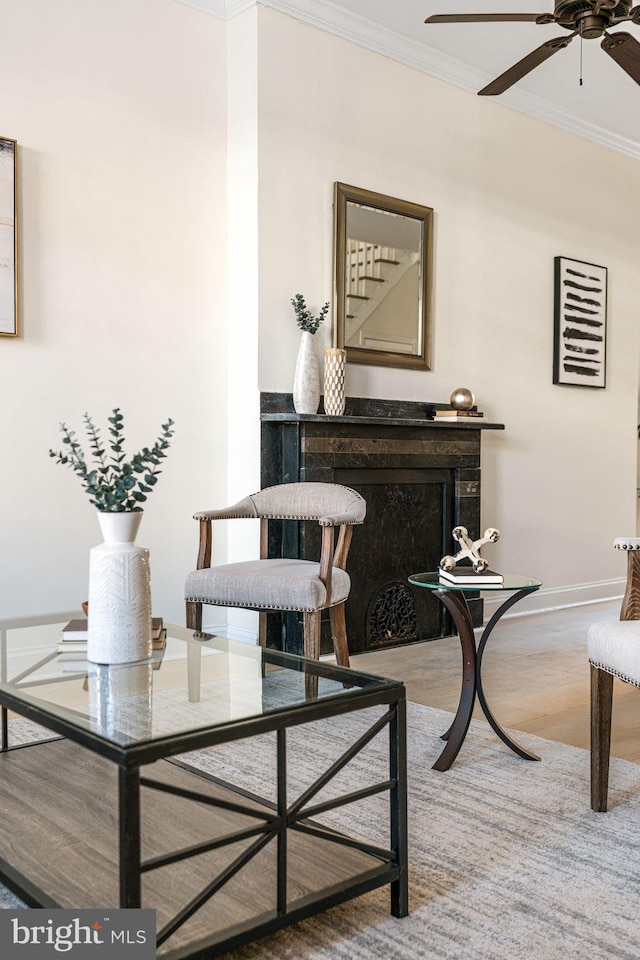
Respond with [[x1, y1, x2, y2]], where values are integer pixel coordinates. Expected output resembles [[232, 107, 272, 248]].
[[438, 566, 503, 586], [57, 618, 167, 654], [434, 409, 484, 423]]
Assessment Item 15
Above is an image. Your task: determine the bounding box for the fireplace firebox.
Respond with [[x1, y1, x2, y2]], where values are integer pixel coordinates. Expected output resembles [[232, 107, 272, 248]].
[[260, 393, 504, 656]]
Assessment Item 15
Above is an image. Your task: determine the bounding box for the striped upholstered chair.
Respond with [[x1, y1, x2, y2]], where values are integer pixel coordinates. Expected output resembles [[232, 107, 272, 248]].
[[184, 482, 366, 666], [589, 537, 640, 811]]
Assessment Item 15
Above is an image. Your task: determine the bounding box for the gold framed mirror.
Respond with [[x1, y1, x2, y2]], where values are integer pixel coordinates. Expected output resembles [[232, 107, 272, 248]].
[[333, 182, 433, 370]]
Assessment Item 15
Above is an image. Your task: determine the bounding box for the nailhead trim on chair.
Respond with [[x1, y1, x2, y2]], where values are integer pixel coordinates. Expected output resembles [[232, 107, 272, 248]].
[[191, 512, 363, 524], [193, 485, 365, 524], [250, 484, 365, 523], [589, 658, 640, 689], [614, 539, 640, 551], [185, 596, 320, 613], [260, 513, 363, 524], [192, 513, 250, 520]]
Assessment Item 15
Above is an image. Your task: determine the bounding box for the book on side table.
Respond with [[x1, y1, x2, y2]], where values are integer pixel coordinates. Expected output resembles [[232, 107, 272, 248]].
[[438, 566, 503, 586]]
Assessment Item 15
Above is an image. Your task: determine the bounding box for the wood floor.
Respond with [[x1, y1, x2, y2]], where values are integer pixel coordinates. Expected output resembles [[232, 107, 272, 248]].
[[350, 598, 640, 764]]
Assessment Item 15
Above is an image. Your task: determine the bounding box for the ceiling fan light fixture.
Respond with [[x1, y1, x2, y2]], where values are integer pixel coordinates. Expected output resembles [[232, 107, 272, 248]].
[[575, 12, 608, 37]]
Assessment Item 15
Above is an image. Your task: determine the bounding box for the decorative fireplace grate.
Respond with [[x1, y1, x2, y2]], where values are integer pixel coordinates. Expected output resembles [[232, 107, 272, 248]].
[[367, 580, 418, 647]]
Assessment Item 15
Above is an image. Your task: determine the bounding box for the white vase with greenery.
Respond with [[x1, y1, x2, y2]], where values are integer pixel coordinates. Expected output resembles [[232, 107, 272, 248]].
[[291, 294, 329, 415], [50, 408, 174, 664]]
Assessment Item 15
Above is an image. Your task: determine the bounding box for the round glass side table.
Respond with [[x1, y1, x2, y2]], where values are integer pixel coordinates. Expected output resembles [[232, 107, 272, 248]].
[[408, 572, 542, 771]]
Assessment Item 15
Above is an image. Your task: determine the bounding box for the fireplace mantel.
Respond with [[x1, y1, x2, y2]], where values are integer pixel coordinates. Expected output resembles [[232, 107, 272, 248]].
[[260, 392, 505, 431], [260, 393, 504, 656]]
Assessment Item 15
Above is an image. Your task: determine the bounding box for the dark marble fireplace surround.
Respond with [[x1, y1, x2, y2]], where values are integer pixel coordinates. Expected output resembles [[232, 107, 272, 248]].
[[260, 393, 504, 657]]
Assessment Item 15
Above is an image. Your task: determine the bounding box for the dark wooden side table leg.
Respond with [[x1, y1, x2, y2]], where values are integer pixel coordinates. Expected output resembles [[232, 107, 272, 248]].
[[119, 766, 142, 908], [390, 695, 409, 917], [476, 590, 540, 762], [431, 590, 477, 771], [277, 728, 287, 916]]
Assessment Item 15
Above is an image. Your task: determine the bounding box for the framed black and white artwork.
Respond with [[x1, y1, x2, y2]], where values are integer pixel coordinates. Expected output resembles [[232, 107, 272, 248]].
[[553, 256, 607, 388], [0, 137, 17, 338]]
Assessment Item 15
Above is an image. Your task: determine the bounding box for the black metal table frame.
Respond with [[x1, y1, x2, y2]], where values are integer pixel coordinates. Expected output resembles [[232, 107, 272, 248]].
[[0, 645, 408, 959], [432, 587, 541, 772]]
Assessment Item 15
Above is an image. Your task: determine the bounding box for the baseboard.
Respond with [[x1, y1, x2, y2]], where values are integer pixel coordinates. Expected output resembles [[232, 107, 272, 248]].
[[3, 581, 624, 668], [202, 619, 258, 644], [197, 580, 628, 641], [482, 578, 625, 621]]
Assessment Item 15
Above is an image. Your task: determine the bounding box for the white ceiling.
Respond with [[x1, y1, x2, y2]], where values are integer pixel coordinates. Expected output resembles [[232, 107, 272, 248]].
[[184, 0, 640, 159]]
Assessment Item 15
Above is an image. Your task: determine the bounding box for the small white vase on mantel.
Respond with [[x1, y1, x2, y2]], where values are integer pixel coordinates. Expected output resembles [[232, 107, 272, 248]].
[[323, 347, 347, 416], [293, 330, 321, 415], [87, 511, 153, 665]]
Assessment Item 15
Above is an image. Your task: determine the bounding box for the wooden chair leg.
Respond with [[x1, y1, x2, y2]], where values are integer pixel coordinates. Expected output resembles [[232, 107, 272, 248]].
[[330, 603, 350, 668], [591, 664, 614, 812], [303, 611, 321, 660], [258, 611, 267, 648], [186, 601, 202, 632], [303, 611, 321, 699]]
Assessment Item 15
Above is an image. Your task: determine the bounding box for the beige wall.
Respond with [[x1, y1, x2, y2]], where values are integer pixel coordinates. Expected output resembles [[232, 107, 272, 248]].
[[2, 0, 637, 635], [0, 0, 227, 622], [255, 7, 640, 602]]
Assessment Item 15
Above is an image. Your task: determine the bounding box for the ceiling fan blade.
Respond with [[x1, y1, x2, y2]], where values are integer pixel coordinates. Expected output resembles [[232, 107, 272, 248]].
[[425, 13, 549, 23], [602, 31, 640, 85], [478, 34, 575, 96], [607, 4, 640, 24]]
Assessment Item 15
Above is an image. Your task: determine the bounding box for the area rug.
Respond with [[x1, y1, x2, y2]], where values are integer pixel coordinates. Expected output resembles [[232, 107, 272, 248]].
[[2, 703, 640, 959]]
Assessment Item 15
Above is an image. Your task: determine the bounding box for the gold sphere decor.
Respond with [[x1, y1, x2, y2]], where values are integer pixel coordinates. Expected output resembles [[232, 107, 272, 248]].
[[450, 387, 475, 410]]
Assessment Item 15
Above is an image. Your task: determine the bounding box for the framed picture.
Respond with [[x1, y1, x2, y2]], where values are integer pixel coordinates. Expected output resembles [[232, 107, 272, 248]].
[[553, 256, 607, 388], [0, 137, 17, 337]]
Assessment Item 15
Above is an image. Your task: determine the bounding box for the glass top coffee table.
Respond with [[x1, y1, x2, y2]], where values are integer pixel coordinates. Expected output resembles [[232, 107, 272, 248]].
[[408, 572, 542, 771], [0, 615, 408, 958]]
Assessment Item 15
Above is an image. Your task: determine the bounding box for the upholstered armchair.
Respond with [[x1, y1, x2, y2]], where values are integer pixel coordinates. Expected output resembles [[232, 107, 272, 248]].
[[589, 537, 640, 811], [184, 482, 366, 666]]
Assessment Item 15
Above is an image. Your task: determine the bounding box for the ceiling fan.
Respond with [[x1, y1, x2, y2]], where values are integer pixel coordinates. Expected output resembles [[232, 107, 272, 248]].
[[425, 0, 640, 95]]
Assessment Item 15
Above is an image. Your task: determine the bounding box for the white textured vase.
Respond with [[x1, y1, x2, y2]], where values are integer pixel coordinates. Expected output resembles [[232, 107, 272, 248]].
[[293, 331, 320, 415], [323, 348, 346, 416], [87, 511, 153, 665], [88, 661, 153, 739]]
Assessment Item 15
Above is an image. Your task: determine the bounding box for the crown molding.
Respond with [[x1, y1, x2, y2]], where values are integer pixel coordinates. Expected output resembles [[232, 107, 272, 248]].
[[260, 0, 639, 160], [173, 0, 253, 18], [498, 85, 640, 161], [173, 0, 225, 16], [173, 0, 639, 159]]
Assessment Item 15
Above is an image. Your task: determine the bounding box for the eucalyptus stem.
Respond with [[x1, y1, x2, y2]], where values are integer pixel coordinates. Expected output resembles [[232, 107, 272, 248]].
[[291, 294, 329, 335], [49, 408, 175, 512]]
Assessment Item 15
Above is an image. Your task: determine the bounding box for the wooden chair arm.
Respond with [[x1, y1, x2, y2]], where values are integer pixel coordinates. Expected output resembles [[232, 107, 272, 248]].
[[196, 517, 212, 570], [333, 524, 353, 571], [620, 550, 640, 621], [319, 525, 335, 598], [317, 522, 354, 606]]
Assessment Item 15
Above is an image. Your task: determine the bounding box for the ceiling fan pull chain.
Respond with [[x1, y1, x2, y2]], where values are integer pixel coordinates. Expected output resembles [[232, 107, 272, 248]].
[[579, 24, 584, 85]]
